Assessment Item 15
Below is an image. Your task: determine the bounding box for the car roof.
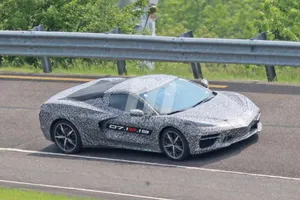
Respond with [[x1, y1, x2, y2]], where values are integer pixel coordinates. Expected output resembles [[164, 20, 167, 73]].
[[107, 74, 177, 94], [66, 74, 177, 101]]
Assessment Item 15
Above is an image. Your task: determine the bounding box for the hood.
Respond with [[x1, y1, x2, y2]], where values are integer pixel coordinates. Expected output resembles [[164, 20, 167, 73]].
[[172, 91, 259, 126]]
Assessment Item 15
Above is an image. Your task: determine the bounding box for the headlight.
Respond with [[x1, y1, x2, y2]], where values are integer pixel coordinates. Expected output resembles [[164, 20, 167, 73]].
[[196, 123, 217, 128], [256, 112, 261, 121]]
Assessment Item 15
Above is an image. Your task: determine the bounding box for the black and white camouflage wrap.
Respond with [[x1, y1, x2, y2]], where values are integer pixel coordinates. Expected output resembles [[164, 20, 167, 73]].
[[39, 74, 262, 155]]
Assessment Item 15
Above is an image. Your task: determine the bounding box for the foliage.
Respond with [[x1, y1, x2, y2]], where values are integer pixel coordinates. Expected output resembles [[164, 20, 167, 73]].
[[255, 0, 300, 41], [0, 187, 95, 200], [1, 0, 300, 80], [0, 0, 147, 66], [156, 0, 261, 38], [0, 0, 147, 33], [156, 0, 300, 41]]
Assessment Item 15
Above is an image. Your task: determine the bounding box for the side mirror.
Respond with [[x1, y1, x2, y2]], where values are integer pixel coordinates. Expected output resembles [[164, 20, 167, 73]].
[[129, 109, 144, 117], [200, 79, 209, 88]]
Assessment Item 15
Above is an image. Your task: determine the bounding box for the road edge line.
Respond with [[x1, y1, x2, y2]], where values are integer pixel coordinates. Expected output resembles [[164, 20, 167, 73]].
[[0, 148, 300, 182]]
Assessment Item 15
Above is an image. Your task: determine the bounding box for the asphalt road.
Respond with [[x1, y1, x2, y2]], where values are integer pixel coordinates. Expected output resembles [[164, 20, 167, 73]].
[[0, 78, 300, 200]]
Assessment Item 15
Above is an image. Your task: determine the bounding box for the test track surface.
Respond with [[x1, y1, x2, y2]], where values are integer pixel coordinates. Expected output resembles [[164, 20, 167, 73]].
[[0, 77, 299, 200]]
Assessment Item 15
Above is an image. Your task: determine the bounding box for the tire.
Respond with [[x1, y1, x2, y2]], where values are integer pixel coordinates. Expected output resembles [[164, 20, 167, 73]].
[[51, 120, 82, 154], [160, 128, 190, 161]]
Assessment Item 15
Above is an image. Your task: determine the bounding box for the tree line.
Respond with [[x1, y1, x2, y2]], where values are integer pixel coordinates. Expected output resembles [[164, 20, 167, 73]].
[[156, 0, 300, 41], [0, 0, 298, 67]]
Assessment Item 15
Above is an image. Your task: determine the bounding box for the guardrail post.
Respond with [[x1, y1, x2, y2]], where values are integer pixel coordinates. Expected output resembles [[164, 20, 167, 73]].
[[32, 25, 52, 73], [179, 31, 203, 79], [106, 28, 127, 76], [251, 32, 277, 82]]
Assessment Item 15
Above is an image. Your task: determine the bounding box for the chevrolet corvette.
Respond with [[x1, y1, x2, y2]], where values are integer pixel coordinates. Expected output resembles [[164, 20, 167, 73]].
[[39, 74, 262, 160]]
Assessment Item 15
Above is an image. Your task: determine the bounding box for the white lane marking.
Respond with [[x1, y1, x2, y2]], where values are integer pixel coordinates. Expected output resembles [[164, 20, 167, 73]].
[[0, 179, 172, 200], [1, 147, 300, 182]]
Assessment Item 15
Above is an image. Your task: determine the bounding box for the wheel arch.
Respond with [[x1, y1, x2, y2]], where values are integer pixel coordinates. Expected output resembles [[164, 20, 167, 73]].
[[50, 118, 74, 142], [158, 126, 183, 149], [159, 126, 179, 139], [158, 126, 191, 160]]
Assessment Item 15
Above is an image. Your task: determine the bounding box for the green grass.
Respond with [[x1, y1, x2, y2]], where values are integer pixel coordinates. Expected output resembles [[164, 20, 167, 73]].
[[1, 59, 300, 84], [0, 187, 95, 200]]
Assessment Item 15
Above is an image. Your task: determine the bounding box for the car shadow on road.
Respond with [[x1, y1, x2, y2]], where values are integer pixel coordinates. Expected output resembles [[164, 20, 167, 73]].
[[30, 133, 259, 168]]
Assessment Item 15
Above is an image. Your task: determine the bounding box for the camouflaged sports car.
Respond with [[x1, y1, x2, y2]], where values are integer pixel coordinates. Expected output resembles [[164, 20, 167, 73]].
[[39, 74, 262, 160]]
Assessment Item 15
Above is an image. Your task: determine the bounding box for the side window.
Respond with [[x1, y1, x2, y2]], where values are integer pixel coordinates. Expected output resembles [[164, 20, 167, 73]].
[[109, 93, 145, 112], [109, 94, 128, 111]]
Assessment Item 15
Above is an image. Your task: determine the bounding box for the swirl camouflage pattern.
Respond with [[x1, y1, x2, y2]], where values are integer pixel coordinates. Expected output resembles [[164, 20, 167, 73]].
[[39, 74, 262, 160]]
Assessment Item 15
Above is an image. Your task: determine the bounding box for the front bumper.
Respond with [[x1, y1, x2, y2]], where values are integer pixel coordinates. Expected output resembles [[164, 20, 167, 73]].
[[191, 113, 262, 155]]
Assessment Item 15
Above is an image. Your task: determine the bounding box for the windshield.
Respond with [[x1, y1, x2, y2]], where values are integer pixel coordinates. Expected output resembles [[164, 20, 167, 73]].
[[139, 78, 214, 115]]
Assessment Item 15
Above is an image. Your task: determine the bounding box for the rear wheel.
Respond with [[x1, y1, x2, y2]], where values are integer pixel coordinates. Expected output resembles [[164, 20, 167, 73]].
[[52, 120, 82, 154], [160, 128, 190, 161]]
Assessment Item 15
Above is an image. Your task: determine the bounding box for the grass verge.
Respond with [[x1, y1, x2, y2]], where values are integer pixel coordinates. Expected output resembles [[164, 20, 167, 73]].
[[0, 187, 95, 200], [1, 59, 300, 84]]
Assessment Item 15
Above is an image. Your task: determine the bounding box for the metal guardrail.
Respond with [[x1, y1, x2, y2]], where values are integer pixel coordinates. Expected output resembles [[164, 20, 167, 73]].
[[1, 30, 300, 81], [179, 31, 203, 79], [106, 27, 127, 75], [251, 32, 277, 82], [1, 30, 300, 66], [31, 25, 52, 73]]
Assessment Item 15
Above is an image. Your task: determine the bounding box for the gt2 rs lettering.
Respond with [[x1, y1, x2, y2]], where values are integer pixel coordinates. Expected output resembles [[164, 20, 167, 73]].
[[107, 124, 151, 135]]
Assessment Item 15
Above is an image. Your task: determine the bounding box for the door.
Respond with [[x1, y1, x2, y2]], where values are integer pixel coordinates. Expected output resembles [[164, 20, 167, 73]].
[[103, 93, 157, 146]]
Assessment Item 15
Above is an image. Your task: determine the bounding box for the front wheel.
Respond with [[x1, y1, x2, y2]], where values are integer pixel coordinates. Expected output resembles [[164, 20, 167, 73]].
[[160, 128, 190, 161], [52, 120, 82, 154]]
